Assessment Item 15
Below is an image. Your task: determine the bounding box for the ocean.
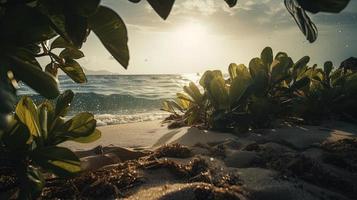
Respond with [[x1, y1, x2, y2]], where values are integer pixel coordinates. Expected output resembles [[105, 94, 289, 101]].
[[17, 74, 201, 126]]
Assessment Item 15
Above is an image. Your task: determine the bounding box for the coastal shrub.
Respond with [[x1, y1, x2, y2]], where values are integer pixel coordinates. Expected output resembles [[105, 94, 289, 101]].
[[0, 90, 101, 198], [163, 47, 357, 133], [291, 61, 357, 122]]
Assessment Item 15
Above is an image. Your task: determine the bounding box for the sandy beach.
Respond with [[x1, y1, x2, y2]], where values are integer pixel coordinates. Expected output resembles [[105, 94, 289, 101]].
[[52, 120, 357, 199]]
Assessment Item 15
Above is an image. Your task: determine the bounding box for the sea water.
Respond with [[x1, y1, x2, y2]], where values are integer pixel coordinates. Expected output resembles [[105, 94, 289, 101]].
[[17, 74, 200, 126]]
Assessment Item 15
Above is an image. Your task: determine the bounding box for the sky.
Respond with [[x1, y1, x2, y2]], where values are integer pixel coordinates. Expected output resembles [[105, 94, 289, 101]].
[[79, 0, 357, 74]]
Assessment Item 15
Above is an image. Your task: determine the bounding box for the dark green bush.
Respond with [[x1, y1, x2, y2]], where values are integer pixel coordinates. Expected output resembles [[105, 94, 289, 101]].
[[163, 47, 357, 133]]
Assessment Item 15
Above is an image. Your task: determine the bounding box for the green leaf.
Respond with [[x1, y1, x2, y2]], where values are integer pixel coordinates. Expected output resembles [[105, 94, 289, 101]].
[[65, 13, 88, 48], [45, 62, 59, 77], [55, 90, 75, 118], [176, 92, 193, 102], [15, 97, 40, 137], [293, 56, 310, 80], [224, 0, 238, 7], [324, 61, 333, 77], [52, 112, 96, 144], [147, 0, 175, 20], [2, 120, 31, 150], [228, 63, 250, 82], [38, 103, 48, 141], [209, 76, 229, 110], [0, 5, 55, 45], [8, 56, 60, 99], [72, 129, 101, 143], [51, 36, 75, 50], [290, 76, 310, 91], [26, 166, 45, 198], [249, 58, 267, 78], [161, 101, 176, 113], [297, 0, 350, 14], [183, 82, 202, 103], [199, 70, 223, 88], [89, 6, 129, 68], [260, 47, 273, 68], [60, 59, 87, 83], [271, 56, 293, 83], [70, 0, 101, 17], [31, 146, 81, 177], [230, 76, 251, 105], [59, 48, 84, 59]]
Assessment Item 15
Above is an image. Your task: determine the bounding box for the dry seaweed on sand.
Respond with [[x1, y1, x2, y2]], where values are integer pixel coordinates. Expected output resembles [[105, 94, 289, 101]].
[[149, 143, 192, 160], [321, 138, 357, 172]]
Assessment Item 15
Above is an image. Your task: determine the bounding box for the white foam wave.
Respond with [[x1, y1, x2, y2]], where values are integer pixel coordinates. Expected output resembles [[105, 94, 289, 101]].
[[94, 112, 169, 126]]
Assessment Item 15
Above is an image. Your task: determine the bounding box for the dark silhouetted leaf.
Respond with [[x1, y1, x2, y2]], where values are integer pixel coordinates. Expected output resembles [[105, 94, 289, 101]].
[[224, 0, 238, 7], [147, 0, 175, 20], [8, 56, 60, 99], [261, 47, 273, 68], [0, 5, 55, 45], [89, 6, 129, 68], [65, 14, 88, 48], [285, 0, 318, 43], [297, 0, 350, 14]]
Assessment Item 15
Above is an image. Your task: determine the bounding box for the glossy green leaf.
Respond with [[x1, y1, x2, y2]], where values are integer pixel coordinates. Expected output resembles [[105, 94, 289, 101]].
[[249, 58, 267, 78], [51, 36, 74, 50], [261, 47, 273, 68], [147, 0, 175, 20], [60, 59, 87, 83], [161, 101, 176, 113], [290, 76, 310, 91], [71, 129, 101, 143], [230, 76, 251, 105], [271, 56, 293, 83], [89, 6, 129, 68], [176, 92, 193, 102], [26, 166, 45, 197], [184, 82, 202, 103], [55, 90, 74, 118], [229, 63, 250, 82], [45, 62, 59, 77], [38, 103, 48, 141], [15, 97, 40, 137], [199, 70, 223, 88], [209, 76, 229, 110], [53, 112, 96, 144], [31, 146, 81, 177], [59, 48, 84, 59]]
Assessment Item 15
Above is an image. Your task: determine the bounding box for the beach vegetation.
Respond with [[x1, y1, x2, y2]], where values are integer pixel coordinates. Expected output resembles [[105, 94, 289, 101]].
[[0, 90, 100, 198], [163, 47, 357, 133]]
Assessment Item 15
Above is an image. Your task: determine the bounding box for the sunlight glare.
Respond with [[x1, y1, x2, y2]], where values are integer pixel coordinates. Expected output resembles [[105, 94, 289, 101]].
[[173, 21, 208, 47]]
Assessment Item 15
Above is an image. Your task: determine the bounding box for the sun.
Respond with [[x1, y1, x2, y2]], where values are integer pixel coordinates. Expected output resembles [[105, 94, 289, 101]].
[[173, 21, 208, 47]]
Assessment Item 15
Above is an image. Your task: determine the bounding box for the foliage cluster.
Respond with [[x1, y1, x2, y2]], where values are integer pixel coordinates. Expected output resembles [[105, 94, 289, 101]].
[[162, 47, 357, 133], [0, 90, 101, 198]]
